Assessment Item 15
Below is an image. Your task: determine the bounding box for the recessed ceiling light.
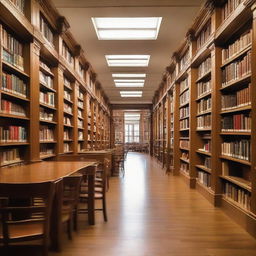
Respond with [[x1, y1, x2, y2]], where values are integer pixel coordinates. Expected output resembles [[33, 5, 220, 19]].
[[112, 74, 146, 78], [92, 17, 162, 40], [106, 55, 150, 67], [120, 91, 143, 97], [114, 80, 144, 83], [115, 83, 144, 88]]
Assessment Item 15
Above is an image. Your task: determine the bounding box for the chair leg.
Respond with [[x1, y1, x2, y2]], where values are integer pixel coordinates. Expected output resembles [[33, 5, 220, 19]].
[[102, 196, 108, 222], [67, 218, 73, 240], [73, 209, 78, 231]]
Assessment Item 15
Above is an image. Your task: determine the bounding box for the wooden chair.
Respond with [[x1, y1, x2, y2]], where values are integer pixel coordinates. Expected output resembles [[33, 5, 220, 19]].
[[62, 175, 82, 238], [79, 159, 110, 222], [0, 182, 54, 256]]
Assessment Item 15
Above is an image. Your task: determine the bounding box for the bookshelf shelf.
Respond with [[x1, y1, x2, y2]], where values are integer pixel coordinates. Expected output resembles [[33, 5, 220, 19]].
[[0, 142, 29, 146], [220, 175, 251, 192], [196, 91, 212, 101], [0, 113, 29, 120], [40, 82, 56, 93], [40, 103, 56, 110], [220, 105, 251, 114], [220, 73, 251, 91], [196, 70, 211, 83], [40, 154, 56, 160], [0, 90, 29, 102], [220, 155, 251, 166], [195, 165, 211, 174], [2, 61, 29, 78], [196, 150, 211, 157], [220, 131, 251, 136]]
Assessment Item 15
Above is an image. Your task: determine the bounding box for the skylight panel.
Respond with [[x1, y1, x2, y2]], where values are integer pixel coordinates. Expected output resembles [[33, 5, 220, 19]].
[[112, 74, 146, 78], [106, 55, 150, 67]]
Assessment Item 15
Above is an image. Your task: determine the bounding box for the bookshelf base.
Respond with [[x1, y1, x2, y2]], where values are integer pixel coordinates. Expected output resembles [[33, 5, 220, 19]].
[[180, 171, 196, 188], [196, 181, 221, 206], [221, 197, 256, 238]]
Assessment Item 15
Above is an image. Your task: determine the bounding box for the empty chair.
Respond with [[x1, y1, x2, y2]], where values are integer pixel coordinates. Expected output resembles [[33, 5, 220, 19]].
[[0, 182, 54, 256]]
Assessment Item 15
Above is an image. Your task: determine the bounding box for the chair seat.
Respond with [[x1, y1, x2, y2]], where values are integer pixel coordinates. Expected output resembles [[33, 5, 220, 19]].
[[0, 222, 43, 240]]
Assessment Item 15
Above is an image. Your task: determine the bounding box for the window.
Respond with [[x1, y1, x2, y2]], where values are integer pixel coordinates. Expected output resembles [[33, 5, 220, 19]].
[[125, 123, 140, 143]]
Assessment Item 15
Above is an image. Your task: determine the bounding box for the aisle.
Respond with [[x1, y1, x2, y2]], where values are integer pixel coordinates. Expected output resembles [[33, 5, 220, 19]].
[[54, 153, 256, 256]]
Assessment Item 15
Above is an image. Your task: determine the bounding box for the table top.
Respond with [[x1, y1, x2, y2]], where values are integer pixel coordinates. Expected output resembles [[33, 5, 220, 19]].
[[0, 161, 96, 183], [78, 150, 113, 154]]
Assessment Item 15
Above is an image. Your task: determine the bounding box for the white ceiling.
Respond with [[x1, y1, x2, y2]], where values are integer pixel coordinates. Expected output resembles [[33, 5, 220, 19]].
[[53, 0, 204, 104]]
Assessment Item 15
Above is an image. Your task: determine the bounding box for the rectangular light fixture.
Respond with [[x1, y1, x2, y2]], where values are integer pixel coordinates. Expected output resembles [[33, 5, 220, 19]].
[[92, 17, 162, 40], [114, 79, 145, 88], [120, 91, 143, 97], [106, 55, 150, 67], [112, 73, 146, 78]]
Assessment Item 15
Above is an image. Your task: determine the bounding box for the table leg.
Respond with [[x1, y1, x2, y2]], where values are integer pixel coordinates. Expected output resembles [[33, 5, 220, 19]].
[[87, 166, 96, 225]]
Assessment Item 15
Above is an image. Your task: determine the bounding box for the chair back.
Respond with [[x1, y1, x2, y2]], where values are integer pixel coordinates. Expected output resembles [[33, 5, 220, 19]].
[[0, 182, 54, 246]]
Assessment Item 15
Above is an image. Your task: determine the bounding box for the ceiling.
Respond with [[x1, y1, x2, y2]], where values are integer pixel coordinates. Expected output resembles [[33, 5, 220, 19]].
[[53, 0, 204, 104]]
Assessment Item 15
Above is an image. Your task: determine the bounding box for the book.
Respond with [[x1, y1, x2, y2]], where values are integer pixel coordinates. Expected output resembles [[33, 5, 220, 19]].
[[0, 126, 27, 142], [40, 15, 54, 46]]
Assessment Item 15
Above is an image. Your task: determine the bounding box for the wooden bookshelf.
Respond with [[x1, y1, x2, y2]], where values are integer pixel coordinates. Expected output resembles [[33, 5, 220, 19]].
[[152, 0, 256, 238], [0, 0, 111, 166]]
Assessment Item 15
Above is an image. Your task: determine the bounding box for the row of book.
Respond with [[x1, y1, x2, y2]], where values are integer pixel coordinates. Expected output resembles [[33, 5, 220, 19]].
[[221, 84, 251, 110], [180, 119, 189, 130], [2, 72, 27, 97], [39, 126, 54, 141], [40, 71, 53, 88], [40, 92, 55, 107], [64, 116, 72, 126], [0, 148, 21, 166], [78, 63, 84, 77], [222, 30, 252, 63], [180, 139, 189, 149], [180, 106, 189, 119], [1, 28, 24, 70], [1, 99, 26, 117], [40, 15, 54, 45], [224, 182, 251, 211], [179, 50, 190, 72], [9, 0, 25, 14], [0, 126, 27, 142], [198, 171, 211, 188], [180, 89, 190, 105], [64, 90, 72, 101], [221, 114, 251, 131], [64, 77, 72, 89], [78, 100, 84, 109], [198, 57, 211, 78], [221, 139, 250, 161], [40, 145, 54, 156], [40, 108, 54, 122], [64, 129, 71, 140], [64, 142, 71, 152], [204, 156, 211, 169], [78, 119, 83, 128], [197, 97, 211, 114], [62, 41, 74, 66], [181, 152, 189, 161], [64, 103, 72, 114], [180, 163, 189, 173], [197, 114, 211, 129], [197, 81, 211, 98], [78, 90, 84, 99], [200, 140, 211, 152], [40, 60, 52, 73], [78, 109, 83, 118], [196, 21, 211, 50], [222, 0, 244, 22], [78, 131, 84, 140], [221, 51, 251, 86], [180, 78, 189, 93]]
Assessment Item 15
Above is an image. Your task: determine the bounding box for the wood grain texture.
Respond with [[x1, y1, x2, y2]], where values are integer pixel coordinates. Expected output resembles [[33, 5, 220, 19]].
[[49, 153, 256, 256]]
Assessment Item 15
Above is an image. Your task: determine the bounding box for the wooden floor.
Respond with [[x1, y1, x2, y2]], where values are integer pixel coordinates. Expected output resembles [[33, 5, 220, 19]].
[[48, 152, 256, 256]]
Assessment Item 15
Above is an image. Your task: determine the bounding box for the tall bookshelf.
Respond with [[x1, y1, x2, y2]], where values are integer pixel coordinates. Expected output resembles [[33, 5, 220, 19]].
[[0, 0, 111, 167], [152, 0, 256, 238]]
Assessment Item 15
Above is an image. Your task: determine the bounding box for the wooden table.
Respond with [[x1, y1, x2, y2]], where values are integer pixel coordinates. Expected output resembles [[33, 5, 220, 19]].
[[0, 161, 97, 251]]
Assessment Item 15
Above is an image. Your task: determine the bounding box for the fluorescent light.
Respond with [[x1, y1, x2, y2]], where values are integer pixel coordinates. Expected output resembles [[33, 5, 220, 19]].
[[120, 91, 143, 97], [115, 83, 144, 87], [106, 55, 150, 67], [114, 80, 144, 83], [92, 17, 162, 40], [112, 74, 146, 78]]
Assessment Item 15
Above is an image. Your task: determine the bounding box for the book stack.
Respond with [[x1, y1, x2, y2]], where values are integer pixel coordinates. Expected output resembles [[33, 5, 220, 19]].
[[40, 15, 54, 45], [222, 0, 244, 22], [64, 89, 72, 101], [222, 30, 252, 63], [221, 139, 250, 161], [40, 145, 54, 156], [78, 131, 83, 140], [40, 71, 53, 88], [2, 72, 27, 97], [180, 78, 189, 93], [180, 106, 189, 118], [198, 57, 211, 78], [221, 84, 251, 110], [179, 50, 190, 72], [64, 129, 71, 140], [198, 171, 211, 187], [0, 148, 21, 165], [196, 21, 211, 50], [40, 92, 55, 106], [64, 103, 72, 114], [1, 28, 24, 70], [64, 116, 72, 126], [78, 100, 83, 108], [197, 98, 211, 114], [62, 41, 74, 65], [78, 119, 83, 128], [1, 99, 26, 116], [64, 143, 71, 152], [222, 51, 251, 86], [204, 157, 211, 169], [197, 115, 211, 129], [0, 126, 27, 142], [181, 152, 189, 161], [39, 126, 54, 141], [221, 114, 251, 131], [224, 182, 251, 210]]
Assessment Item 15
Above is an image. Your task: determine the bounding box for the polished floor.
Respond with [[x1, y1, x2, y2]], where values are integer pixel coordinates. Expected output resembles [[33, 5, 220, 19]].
[[50, 152, 256, 256]]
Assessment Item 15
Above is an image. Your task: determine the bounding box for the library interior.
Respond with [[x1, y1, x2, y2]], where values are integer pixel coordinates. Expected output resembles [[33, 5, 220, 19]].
[[1, 0, 256, 255]]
